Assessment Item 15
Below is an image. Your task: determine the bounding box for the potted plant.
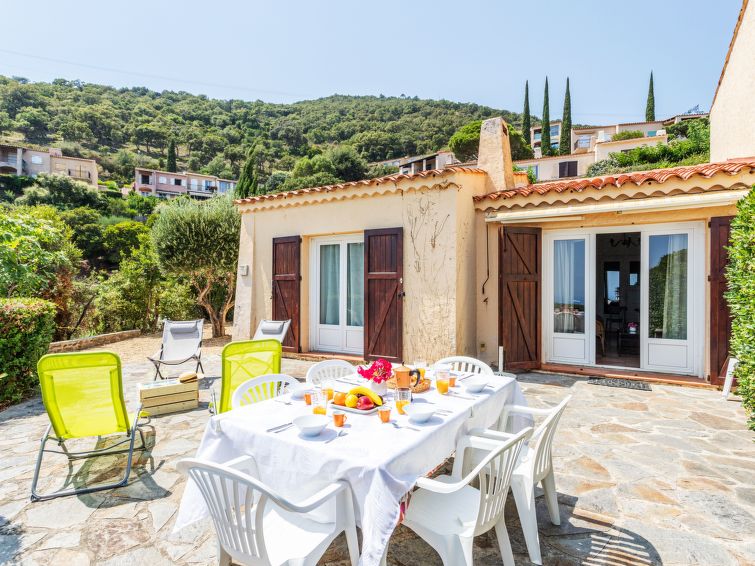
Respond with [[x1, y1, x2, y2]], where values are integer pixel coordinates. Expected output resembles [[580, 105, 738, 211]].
[[357, 358, 392, 396]]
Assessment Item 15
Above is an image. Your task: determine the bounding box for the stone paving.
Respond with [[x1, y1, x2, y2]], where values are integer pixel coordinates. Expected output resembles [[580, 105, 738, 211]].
[[0, 354, 753, 565]]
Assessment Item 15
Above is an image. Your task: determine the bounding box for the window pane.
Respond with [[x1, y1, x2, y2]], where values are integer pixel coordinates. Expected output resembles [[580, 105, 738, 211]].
[[648, 234, 688, 339], [554, 239, 585, 334], [319, 244, 340, 325], [347, 243, 364, 327]]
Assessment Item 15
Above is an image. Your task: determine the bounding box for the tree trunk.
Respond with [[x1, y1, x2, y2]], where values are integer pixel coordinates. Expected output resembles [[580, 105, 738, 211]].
[[220, 273, 236, 334], [194, 275, 226, 338]]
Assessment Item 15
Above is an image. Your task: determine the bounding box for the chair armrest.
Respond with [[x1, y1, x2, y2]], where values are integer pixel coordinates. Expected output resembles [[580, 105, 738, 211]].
[[415, 475, 468, 495], [503, 404, 552, 417], [222, 456, 259, 478], [283, 481, 348, 513], [147, 349, 163, 363], [467, 427, 516, 440]]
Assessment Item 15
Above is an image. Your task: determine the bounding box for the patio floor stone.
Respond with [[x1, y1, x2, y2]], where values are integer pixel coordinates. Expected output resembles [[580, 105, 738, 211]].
[[0, 353, 752, 565]]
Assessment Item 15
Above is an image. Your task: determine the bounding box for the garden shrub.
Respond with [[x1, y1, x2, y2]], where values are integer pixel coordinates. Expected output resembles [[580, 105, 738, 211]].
[[725, 186, 755, 429], [0, 298, 56, 405], [611, 130, 644, 141]]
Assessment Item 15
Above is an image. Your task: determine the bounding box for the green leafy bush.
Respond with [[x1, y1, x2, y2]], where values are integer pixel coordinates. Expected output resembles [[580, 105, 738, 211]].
[[0, 298, 56, 405], [611, 130, 644, 141], [725, 187, 755, 429]]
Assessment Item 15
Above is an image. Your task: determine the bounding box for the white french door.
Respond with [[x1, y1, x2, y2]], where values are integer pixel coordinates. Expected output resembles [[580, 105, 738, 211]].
[[310, 235, 364, 355], [542, 223, 704, 375], [641, 225, 703, 374], [543, 233, 594, 365]]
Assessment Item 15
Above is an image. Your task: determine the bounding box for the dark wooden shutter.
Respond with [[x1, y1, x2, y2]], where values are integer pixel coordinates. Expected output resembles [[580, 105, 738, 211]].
[[499, 227, 541, 370], [364, 228, 403, 362], [710, 216, 734, 384], [272, 236, 301, 352]]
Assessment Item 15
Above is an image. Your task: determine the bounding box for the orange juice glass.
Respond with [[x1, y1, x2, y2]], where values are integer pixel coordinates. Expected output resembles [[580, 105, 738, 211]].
[[436, 378, 449, 395], [396, 388, 411, 415], [378, 406, 391, 423], [311, 390, 327, 415], [323, 388, 334, 401], [448, 373, 457, 388]]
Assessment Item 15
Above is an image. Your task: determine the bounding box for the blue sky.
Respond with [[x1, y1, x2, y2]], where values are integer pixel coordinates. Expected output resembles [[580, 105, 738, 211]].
[[0, 0, 741, 124]]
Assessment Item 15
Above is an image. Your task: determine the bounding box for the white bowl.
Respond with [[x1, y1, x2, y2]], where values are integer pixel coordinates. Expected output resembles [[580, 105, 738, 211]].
[[293, 415, 328, 437], [290, 384, 310, 400], [403, 404, 435, 424], [464, 377, 488, 393]]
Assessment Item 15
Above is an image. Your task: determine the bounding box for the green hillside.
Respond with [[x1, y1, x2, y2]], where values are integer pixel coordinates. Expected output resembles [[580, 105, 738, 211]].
[[0, 76, 520, 186]]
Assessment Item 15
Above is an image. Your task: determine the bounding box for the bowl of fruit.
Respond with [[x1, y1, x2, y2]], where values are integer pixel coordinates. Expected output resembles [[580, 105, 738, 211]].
[[332, 386, 384, 414]]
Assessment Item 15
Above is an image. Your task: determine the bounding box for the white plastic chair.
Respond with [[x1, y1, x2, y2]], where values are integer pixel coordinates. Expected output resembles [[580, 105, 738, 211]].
[[722, 357, 739, 399], [387, 429, 531, 566], [434, 356, 494, 376], [305, 360, 355, 386], [472, 396, 572, 565], [253, 319, 292, 344], [178, 456, 359, 566], [148, 319, 204, 380], [232, 374, 299, 410]]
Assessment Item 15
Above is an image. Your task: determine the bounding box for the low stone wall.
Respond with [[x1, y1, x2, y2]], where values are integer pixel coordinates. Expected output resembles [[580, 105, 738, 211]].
[[48, 329, 141, 353]]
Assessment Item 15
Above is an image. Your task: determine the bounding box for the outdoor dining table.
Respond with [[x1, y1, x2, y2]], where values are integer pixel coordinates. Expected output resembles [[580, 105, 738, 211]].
[[174, 372, 531, 566]]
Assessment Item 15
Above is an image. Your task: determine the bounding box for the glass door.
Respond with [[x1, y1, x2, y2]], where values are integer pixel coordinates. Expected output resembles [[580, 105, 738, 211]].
[[545, 234, 593, 365], [641, 226, 701, 374], [311, 236, 364, 354]]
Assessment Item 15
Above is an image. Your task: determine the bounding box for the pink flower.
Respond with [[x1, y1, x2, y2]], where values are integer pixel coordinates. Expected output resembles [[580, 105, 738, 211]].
[[358, 358, 393, 383]]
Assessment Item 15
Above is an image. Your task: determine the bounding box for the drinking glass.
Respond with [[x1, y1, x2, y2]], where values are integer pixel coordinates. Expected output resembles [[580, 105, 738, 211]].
[[311, 389, 328, 415], [395, 388, 411, 415], [435, 366, 450, 395], [322, 380, 335, 401]]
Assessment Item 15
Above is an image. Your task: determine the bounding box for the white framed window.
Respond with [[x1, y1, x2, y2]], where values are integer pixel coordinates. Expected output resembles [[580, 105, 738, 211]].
[[31, 155, 43, 165], [158, 176, 167, 184]]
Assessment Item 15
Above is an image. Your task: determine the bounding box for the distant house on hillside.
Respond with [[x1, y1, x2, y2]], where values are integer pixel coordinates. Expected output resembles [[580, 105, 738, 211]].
[[0, 143, 98, 185], [372, 150, 459, 175], [519, 111, 708, 181], [133, 167, 236, 199]]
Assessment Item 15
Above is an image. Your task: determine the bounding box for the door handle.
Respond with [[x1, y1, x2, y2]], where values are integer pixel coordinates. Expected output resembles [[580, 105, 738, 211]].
[[398, 290, 406, 298]]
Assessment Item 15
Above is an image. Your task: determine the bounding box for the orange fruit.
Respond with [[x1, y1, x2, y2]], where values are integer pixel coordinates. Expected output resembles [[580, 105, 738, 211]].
[[333, 392, 347, 406]]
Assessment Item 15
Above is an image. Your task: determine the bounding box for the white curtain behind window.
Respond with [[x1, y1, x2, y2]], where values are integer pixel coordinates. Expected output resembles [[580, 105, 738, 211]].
[[347, 243, 364, 327], [319, 244, 340, 325], [554, 239, 584, 334]]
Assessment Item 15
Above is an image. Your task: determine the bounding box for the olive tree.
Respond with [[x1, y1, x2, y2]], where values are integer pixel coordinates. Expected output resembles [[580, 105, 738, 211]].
[[151, 196, 240, 337]]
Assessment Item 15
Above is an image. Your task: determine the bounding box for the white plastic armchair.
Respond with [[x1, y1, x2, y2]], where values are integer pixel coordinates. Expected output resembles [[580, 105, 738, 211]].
[[305, 360, 355, 386], [177, 456, 359, 566], [232, 374, 300, 410], [434, 356, 495, 376], [471, 395, 572, 565], [148, 319, 204, 380], [386, 429, 531, 566]]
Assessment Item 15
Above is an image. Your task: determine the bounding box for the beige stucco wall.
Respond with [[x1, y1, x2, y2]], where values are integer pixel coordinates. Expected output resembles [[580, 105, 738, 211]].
[[50, 156, 98, 185], [594, 135, 668, 161], [711, 0, 755, 161], [233, 173, 486, 362]]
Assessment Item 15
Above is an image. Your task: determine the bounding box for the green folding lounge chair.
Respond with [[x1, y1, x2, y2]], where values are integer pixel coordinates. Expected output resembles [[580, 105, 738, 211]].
[[31, 351, 146, 501], [216, 339, 282, 414]]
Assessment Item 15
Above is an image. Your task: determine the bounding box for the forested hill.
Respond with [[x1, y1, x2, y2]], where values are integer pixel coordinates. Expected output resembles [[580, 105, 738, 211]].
[[0, 75, 520, 184]]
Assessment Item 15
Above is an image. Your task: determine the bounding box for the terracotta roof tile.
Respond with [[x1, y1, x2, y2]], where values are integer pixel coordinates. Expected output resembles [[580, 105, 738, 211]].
[[473, 159, 755, 202], [235, 166, 485, 205]]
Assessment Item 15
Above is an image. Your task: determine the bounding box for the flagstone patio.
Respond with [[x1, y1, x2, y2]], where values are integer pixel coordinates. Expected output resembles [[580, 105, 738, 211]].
[[0, 350, 752, 565]]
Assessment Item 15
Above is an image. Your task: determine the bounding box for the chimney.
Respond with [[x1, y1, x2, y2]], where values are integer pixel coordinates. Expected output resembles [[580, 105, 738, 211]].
[[477, 117, 516, 193]]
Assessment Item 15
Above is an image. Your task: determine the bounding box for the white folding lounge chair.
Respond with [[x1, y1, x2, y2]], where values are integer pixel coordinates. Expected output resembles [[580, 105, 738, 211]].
[[252, 319, 291, 344], [148, 319, 204, 380]]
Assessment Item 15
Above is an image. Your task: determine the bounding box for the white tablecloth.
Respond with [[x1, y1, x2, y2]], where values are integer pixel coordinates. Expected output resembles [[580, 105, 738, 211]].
[[174, 374, 529, 565]]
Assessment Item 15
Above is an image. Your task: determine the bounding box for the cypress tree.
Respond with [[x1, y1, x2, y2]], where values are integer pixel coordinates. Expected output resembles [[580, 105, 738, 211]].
[[522, 81, 531, 145], [541, 77, 551, 155], [559, 77, 572, 156], [645, 71, 655, 122], [235, 150, 255, 198], [166, 138, 177, 172]]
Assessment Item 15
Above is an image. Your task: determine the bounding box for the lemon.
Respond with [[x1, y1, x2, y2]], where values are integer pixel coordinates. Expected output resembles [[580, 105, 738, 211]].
[[345, 394, 359, 408]]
